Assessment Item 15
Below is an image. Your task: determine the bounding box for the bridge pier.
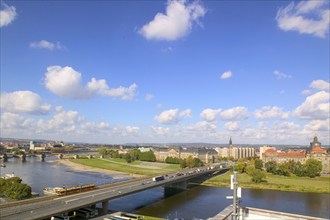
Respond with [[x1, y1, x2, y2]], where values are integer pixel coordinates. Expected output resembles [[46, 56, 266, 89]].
[[21, 153, 26, 162], [102, 200, 109, 214], [58, 154, 63, 159], [3, 153, 8, 162], [164, 180, 188, 197], [41, 153, 46, 162]]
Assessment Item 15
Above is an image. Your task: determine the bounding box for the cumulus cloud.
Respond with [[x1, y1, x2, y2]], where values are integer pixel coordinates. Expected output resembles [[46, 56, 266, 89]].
[[276, 0, 330, 38], [220, 106, 249, 121], [220, 71, 232, 80], [254, 106, 289, 119], [304, 119, 330, 132], [0, 2, 17, 27], [273, 70, 292, 80], [309, 79, 330, 92], [30, 40, 64, 50], [112, 126, 140, 136], [139, 0, 206, 41], [0, 91, 51, 114], [200, 108, 221, 122], [151, 126, 171, 136], [294, 91, 330, 120], [224, 121, 240, 131], [44, 66, 137, 100], [155, 108, 191, 124]]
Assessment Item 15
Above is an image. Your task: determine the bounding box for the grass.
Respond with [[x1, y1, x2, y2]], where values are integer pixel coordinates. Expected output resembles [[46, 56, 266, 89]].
[[69, 158, 180, 176], [203, 171, 330, 194]]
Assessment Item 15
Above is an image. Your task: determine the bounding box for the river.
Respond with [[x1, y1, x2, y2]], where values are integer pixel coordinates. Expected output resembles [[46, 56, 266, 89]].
[[1, 157, 328, 219]]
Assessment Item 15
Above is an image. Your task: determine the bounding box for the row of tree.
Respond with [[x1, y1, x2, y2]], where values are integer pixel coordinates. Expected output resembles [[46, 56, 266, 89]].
[[165, 156, 204, 168], [265, 159, 322, 178], [234, 157, 323, 184], [98, 147, 156, 163], [0, 177, 32, 200]]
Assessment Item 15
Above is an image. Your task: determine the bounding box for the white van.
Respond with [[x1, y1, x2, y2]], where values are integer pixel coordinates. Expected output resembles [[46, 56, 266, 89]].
[[51, 216, 70, 220]]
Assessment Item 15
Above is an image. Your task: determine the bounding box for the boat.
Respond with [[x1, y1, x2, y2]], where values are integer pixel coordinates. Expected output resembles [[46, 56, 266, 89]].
[[43, 184, 97, 196], [43, 187, 64, 195]]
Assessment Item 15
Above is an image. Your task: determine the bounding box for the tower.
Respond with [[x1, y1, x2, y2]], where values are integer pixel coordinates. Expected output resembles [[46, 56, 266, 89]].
[[229, 137, 233, 146]]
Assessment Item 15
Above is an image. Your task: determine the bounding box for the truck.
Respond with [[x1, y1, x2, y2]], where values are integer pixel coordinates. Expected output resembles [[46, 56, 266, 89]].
[[152, 176, 165, 182]]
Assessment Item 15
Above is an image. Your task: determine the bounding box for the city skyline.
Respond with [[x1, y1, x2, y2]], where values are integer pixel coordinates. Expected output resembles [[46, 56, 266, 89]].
[[1, 0, 329, 145]]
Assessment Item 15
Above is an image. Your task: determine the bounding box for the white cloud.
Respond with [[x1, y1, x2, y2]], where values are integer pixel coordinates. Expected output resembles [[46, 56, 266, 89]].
[[44, 66, 137, 100], [220, 106, 249, 121], [276, 0, 330, 38], [30, 40, 64, 50], [139, 0, 206, 41], [155, 108, 191, 124], [145, 94, 154, 101], [151, 126, 171, 136], [112, 126, 140, 136], [0, 91, 51, 114], [273, 70, 292, 80], [0, 112, 33, 130], [200, 108, 221, 122], [294, 91, 330, 120], [0, 2, 17, 27], [309, 79, 330, 92], [254, 106, 289, 119], [304, 119, 330, 132], [224, 121, 240, 131], [179, 108, 192, 118], [220, 71, 232, 80]]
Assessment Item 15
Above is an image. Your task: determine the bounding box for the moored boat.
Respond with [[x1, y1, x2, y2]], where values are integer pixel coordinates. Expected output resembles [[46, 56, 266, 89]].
[[43, 187, 64, 195]]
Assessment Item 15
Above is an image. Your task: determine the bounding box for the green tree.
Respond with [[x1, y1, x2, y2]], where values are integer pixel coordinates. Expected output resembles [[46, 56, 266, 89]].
[[180, 159, 187, 168], [245, 165, 255, 175], [236, 158, 247, 173], [294, 161, 305, 177], [304, 158, 322, 178], [124, 153, 132, 163], [276, 163, 290, 176], [193, 158, 203, 167], [250, 169, 266, 183], [130, 148, 140, 161], [265, 161, 277, 174], [254, 158, 263, 170], [4, 183, 31, 200], [0, 177, 31, 200], [185, 156, 195, 168], [139, 150, 156, 162], [99, 146, 108, 157]]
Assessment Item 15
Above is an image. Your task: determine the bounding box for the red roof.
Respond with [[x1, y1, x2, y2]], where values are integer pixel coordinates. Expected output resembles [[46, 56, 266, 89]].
[[264, 149, 306, 157], [310, 146, 327, 154]]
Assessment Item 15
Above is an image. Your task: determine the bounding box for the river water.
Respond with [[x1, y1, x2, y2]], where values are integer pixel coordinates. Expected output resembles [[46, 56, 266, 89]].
[[1, 157, 329, 219]]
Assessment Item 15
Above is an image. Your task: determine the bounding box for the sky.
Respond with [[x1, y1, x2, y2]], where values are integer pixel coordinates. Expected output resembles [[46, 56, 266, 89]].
[[0, 0, 329, 145]]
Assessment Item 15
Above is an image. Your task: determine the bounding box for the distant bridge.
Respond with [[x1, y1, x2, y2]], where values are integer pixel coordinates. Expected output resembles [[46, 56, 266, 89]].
[[0, 167, 229, 220]]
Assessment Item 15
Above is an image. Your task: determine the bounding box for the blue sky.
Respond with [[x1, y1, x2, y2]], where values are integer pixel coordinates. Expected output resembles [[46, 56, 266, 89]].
[[1, 0, 329, 145]]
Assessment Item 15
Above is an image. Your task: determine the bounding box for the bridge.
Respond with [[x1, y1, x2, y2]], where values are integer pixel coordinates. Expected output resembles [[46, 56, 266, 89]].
[[0, 167, 229, 220]]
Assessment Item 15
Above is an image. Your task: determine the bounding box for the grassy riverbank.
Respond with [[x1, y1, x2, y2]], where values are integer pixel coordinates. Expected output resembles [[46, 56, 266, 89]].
[[203, 171, 330, 193], [68, 158, 180, 176]]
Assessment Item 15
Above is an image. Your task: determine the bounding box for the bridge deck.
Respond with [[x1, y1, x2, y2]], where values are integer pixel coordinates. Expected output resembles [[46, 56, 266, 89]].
[[0, 167, 228, 220]]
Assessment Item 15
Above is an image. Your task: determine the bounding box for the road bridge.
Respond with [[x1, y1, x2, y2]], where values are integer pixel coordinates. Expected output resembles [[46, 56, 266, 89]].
[[0, 167, 229, 220]]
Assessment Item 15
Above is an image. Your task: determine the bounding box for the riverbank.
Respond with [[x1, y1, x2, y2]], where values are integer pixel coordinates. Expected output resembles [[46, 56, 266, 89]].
[[58, 159, 130, 176], [203, 171, 330, 194], [60, 158, 180, 177]]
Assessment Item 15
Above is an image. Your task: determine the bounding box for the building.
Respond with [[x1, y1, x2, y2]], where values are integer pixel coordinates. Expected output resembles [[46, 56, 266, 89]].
[[215, 138, 255, 159], [261, 136, 330, 174], [153, 147, 217, 164]]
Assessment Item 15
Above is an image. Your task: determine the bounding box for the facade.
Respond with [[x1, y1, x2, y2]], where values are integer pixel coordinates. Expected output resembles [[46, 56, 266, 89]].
[[261, 136, 330, 174], [215, 138, 255, 159], [153, 147, 217, 164]]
